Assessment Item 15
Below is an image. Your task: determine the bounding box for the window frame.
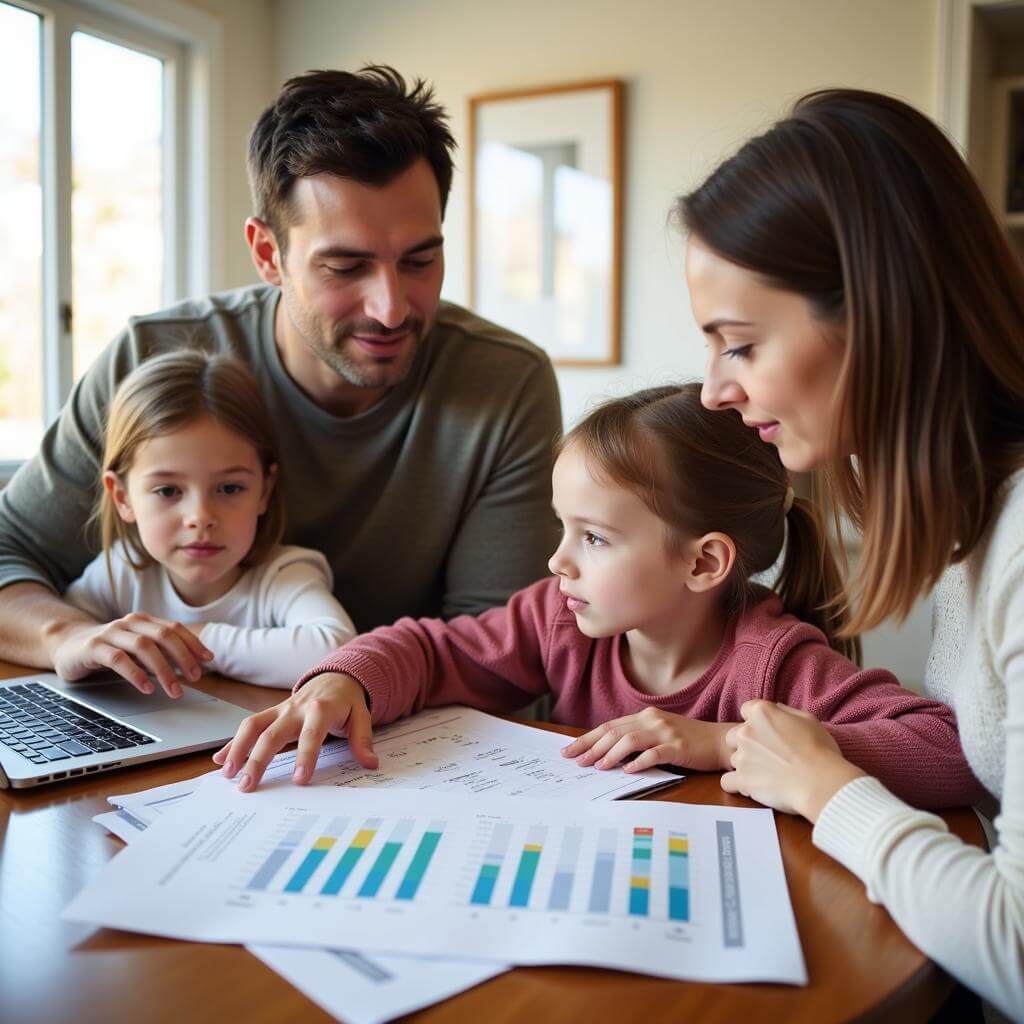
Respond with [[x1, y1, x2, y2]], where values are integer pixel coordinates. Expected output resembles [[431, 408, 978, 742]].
[[1, 0, 223, 480]]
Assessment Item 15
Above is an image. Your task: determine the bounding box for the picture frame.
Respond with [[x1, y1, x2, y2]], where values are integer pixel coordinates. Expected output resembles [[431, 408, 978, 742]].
[[468, 79, 624, 366]]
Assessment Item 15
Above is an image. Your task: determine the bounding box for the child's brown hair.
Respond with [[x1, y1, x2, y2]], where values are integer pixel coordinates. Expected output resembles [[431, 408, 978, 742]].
[[559, 382, 858, 662], [95, 349, 285, 581]]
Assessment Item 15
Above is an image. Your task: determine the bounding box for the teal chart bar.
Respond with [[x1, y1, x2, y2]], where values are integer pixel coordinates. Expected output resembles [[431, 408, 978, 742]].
[[284, 817, 349, 894], [247, 813, 317, 891], [357, 819, 413, 897], [470, 822, 513, 905], [668, 832, 690, 921], [321, 818, 382, 896], [629, 827, 653, 916], [396, 820, 445, 901], [509, 825, 546, 908]]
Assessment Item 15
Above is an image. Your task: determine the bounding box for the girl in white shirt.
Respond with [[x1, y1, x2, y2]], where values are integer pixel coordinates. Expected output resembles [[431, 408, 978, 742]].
[[62, 349, 355, 691], [676, 88, 1024, 1018]]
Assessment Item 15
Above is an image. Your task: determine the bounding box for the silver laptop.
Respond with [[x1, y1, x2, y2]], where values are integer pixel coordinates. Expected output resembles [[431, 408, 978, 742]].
[[0, 672, 248, 789]]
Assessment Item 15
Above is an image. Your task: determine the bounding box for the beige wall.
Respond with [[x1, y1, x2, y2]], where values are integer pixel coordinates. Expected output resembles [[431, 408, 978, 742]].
[[264, 0, 941, 685], [183, 0, 277, 289], [273, 0, 939, 428]]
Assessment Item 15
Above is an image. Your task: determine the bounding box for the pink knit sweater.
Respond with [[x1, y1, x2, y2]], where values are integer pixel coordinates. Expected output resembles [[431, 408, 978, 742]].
[[298, 577, 985, 809]]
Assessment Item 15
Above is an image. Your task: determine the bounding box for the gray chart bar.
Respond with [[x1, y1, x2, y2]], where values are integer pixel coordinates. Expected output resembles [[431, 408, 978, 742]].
[[331, 949, 394, 984], [548, 826, 583, 910], [588, 827, 617, 913], [716, 820, 744, 948], [248, 813, 318, 891]]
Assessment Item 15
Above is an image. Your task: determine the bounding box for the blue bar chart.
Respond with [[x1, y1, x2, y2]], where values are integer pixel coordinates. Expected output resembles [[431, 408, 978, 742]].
[[464, 820, 697, 923], [245, 808, 700, 927], [67, 783, 805, 985], [246, 813, 449, 904]]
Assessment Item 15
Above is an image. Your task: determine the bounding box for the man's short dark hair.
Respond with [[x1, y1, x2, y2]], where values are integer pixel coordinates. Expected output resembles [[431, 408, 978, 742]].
[[248, 65, 456, 248]]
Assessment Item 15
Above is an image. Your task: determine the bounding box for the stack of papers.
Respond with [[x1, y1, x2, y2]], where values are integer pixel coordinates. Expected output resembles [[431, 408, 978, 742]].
[[79, 707, 806, 1022]]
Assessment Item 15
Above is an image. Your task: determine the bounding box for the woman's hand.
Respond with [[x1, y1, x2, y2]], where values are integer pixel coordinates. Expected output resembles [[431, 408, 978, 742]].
[[212, 672, 379, 791], [560, 707, 734, 772], [721, 700, 865, 820], [50, 613, 214, 698]]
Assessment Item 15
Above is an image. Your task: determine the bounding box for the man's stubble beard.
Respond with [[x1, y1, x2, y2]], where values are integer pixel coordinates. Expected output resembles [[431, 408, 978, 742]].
[[288, 294, 427, 390], [308, 335, 413, 390]]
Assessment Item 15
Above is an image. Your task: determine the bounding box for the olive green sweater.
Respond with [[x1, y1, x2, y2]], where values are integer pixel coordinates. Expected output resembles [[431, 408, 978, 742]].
[[0, 285, 562, 632]]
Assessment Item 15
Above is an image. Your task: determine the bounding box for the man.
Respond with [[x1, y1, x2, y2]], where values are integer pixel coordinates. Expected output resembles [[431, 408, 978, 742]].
[[0, 66, 561, 693]]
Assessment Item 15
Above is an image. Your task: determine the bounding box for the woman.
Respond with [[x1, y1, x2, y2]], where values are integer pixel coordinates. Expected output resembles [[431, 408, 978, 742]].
[[678, 89, 1024, 1018]]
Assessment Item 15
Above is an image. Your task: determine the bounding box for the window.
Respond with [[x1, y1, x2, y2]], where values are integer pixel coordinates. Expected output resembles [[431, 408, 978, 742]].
[[70, 29, 167, 379], [0, 0, 221, 475], [0, 3, 44, 465]]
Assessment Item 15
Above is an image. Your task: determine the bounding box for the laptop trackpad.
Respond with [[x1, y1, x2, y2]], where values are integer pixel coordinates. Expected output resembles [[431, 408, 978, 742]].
[[69, 681, 215, 717]]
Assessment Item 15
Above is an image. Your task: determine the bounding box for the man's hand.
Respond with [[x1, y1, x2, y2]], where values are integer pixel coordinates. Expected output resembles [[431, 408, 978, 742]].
[[212, 672, 379, 791], [560, 707, 734, 773]]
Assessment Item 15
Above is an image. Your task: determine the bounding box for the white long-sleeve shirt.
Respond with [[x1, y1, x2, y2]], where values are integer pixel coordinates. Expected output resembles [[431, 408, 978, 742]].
[[65, 543, 356, 688], [814, 470, 1024, 1020]]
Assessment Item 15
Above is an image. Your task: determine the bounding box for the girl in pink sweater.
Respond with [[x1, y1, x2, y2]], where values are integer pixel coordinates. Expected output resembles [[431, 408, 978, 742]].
[[215, 384, 983, 809]]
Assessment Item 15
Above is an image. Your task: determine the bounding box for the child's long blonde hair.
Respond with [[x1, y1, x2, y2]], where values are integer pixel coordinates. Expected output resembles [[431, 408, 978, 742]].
[[95, 349, 285, 579], [559, 382, 858, 663]]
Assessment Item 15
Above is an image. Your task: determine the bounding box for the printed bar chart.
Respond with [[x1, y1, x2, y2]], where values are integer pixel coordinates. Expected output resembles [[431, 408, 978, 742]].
[[466, 821, 698, 922], [587, 827, 617, 913], [321, 818, 381, 896], [65, 785, 804, 986], [357, 819, 413, 897], [395, 820, 445, 900], [508, 826, 546, 907], [668, 832, 690, 921], [547, 826, 583, 910], [470, 822, 513, 905], [247, 813, 317, 891], [284, 817, 348, 894]]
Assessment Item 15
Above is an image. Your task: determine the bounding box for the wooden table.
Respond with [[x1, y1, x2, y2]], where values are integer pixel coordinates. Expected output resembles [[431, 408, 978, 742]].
[[0, 660, 984, 1024]]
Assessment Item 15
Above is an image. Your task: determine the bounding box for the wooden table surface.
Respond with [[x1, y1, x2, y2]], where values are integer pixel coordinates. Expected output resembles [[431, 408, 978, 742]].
[[0, 660, 984, 1024]]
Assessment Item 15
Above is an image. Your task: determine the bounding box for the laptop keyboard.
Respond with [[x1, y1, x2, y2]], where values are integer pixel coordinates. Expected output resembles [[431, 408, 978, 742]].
[[0, 682, 156, 765]]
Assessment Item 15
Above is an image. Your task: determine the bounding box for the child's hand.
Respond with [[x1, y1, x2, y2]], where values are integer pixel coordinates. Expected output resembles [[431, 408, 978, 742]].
[[51, 613, 215, 698], [721, 700, 865, 820], [560, 708, 734, 773], [212, 672, 378, 791]]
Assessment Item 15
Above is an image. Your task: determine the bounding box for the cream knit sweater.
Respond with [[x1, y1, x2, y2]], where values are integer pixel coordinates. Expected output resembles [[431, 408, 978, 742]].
[[813, 469, 1024, 1020]]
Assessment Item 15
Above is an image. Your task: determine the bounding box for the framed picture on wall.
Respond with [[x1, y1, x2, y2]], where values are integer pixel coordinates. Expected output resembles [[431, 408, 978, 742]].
[[468, 79, 624, 366]]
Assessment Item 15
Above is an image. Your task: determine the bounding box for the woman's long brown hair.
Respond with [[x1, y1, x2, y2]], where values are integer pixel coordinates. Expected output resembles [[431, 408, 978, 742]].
[[560, 383, 859, 662], [678, 89, 1024, 636]]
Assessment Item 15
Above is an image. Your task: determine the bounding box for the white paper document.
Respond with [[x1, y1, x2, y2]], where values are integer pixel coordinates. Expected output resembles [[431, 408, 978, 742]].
[[67, 781, 806, 984], [88, 706, 680, 1021], [97, 771, 507, 1024], [99, 707, 679, 821], [247, 946, 506, 1024], [92, 809, 146, 844]]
